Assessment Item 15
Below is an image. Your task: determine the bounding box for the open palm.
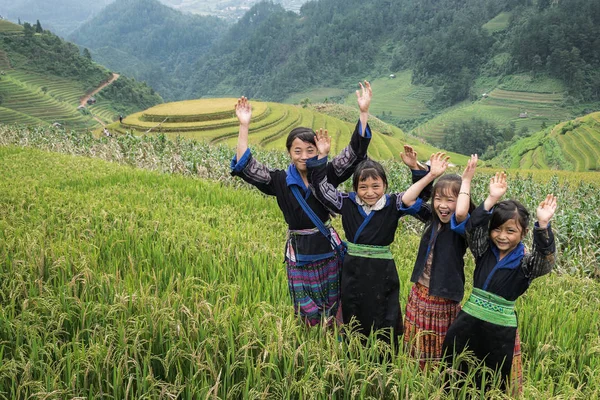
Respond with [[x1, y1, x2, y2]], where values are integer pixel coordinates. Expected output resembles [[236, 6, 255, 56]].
[[356, 81, 372, 113], [235, 96, 252, 125]]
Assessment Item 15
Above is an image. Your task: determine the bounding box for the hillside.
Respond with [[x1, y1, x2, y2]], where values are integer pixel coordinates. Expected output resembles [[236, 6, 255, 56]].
[[0, 0, 113, 36], [491, 111, 600, 172], [0, 19, 162, 128], [108, 97, 469, 164], [68, 0, 227, 101]]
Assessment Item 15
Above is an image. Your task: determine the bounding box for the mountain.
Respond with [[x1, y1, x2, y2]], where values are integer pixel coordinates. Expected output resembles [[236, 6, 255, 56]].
[[160, 0, 309, 20], [0, 0, 310, 36], [0, 0, 113, 36], [68, 0, 227, 101], [0, 19, 162, 128], [190, 0, 600, 107]]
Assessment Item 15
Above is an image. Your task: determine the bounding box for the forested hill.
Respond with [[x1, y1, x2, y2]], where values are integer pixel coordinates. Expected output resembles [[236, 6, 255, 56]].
[[68, 0, 227, 101], [0, 19, 162, 127], [189, 0, 600, 106]]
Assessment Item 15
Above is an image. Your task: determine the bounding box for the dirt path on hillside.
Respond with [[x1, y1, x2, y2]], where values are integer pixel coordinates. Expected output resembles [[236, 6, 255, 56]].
[[79, 72, 120, 128], [79, 73, 120, 107]]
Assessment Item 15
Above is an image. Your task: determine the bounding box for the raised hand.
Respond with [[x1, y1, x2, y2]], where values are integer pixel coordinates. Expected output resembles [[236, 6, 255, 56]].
[[400, 145, 419, 170], [235, 96, 252, 126], [356, 81, 372, 113], [461, 154, 478, 182], [489, 172, 507, 201], [429, 152, 450, 178], [536, 194, 558, 228], [315, 128, 331, 158]]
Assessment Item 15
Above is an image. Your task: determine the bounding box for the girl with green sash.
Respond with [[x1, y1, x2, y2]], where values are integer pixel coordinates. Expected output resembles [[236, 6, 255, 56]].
[[307, 136, 449, 342], [442, 172, 557, 394]]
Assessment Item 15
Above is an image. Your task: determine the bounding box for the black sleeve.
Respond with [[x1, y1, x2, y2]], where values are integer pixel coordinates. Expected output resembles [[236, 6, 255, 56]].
[[307, 156, 346, 213], [522, 223, 556, 280], [230, 148, 278, 196], [465, 202, 492, 259], [325, 119, 371, 187]]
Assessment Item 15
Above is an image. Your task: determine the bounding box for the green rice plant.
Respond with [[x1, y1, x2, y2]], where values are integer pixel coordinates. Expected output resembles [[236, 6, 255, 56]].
[[0, 138, 599, 398]]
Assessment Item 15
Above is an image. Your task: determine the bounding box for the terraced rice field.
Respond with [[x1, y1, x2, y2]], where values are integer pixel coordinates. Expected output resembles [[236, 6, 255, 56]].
[[114, 98, 469, 163], [496, 112, 600, 172], [7, 70, 88, 106], [283, 87, 350, 104], [343, 71, 434, 120], [0, 74, 96, 129], [411, 89, 573, 145]]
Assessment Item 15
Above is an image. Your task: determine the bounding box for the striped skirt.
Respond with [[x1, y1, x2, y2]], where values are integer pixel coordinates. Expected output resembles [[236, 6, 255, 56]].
[[403, 283, 461, 367], [286, 255, 342, 326], [509, 330, 523, 396]]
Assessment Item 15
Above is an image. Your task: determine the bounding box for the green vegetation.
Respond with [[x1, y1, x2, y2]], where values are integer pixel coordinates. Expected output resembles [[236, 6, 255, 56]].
[[111, 98, 468, 163], [0, 19, 23, 33], [410, 89, 574, 145], [0, 127, 599, 398], [342, 71, 434, 127], [482, 12, 511, 34], [68, 0, 227, 101], [0, 23, 162, 128], [492, 112, 600, 172]]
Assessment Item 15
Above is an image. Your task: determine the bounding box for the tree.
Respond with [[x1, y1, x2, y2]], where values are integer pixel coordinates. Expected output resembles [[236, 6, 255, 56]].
[[83, 48, 92, 61], [23, 22, 34, 37], [35, 20, 43, 33], [442, 118, 502, 156]]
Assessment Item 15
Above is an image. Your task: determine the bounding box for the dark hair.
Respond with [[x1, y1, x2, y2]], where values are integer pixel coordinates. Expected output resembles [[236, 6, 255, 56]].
[[352, 159, 388, 192], [285, 127, 316, 151], [489, 200, 530, 234], [431, 174, 476, 223]]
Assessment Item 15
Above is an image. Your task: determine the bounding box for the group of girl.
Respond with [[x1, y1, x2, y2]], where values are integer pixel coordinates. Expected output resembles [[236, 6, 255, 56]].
[[230, 82, 557, 394]]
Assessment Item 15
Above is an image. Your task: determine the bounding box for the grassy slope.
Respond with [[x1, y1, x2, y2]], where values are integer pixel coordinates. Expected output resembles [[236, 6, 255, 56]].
[[0, 145, 599, 398], [493, 111, 600, 171]]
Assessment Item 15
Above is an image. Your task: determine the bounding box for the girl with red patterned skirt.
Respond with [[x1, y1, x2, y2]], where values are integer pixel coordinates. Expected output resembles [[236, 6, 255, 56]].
[[400, 152, 478, 368]]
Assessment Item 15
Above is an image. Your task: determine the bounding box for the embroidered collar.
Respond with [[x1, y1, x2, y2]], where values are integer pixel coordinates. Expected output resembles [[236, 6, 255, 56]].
[[354, 193, 387, 215], [286, 164, 310, 195]]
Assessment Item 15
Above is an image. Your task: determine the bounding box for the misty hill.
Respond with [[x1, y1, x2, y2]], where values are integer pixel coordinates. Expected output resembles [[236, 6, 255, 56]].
[[69, 0, 227, 101], [0, 19, 162, 128], [190, 0, 600, 108], [0, 0, 113, 36], [161, 0, 309, 20]]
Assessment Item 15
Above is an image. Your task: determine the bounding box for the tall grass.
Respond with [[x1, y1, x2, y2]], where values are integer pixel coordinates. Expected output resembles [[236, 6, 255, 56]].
[[0, 126, 599, 398]]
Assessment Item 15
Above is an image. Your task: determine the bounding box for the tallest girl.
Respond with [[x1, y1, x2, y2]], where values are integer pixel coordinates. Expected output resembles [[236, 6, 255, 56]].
[[231, 83, 373, 326]]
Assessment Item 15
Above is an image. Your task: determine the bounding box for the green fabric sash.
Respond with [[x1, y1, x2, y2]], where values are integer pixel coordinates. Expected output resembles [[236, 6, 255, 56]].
[[345, 242, 393, 260], [462, 288, 517, 327]]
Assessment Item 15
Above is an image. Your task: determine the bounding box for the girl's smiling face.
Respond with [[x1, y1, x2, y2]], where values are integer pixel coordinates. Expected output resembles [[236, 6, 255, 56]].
[[288, 138, 317, 172], [490, 218, 525, 258], [433, 188, 457, 223], [356, 176, 386, 206]]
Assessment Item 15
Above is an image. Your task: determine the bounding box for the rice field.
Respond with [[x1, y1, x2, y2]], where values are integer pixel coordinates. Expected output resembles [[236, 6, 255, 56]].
[[0, 70, 100, 129], [494, 112, 600, 172], [0, 125, 599, 399], [342, 71, 434, 120], [113, 98, 469, 164], [410, 90, 573, 145]]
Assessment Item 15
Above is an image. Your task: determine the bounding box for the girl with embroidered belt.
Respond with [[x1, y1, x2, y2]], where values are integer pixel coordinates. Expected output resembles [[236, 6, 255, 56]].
[[400, 152, 478, 368], [230, 82, 372, 326], [442, 172, 557, 393], [307, 135, 450, 341]]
